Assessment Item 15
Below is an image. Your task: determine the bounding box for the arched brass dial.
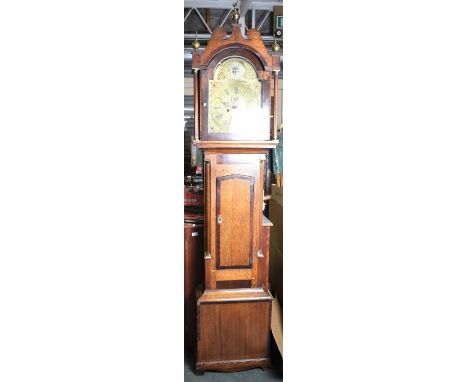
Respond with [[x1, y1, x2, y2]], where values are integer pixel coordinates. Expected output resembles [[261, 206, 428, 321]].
[[208, 57, 261, 134]]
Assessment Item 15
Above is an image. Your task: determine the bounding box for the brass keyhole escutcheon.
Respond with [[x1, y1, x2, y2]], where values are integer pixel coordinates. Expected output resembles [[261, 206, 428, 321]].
[[217, 215, 222, 224]]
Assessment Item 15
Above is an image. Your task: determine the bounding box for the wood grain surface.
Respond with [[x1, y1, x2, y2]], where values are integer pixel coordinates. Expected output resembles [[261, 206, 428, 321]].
[[217, 175, 254, 268], [196, 288, 272, 371]]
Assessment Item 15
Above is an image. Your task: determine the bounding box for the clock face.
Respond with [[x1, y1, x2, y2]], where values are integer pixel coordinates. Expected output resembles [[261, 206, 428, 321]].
[[208, 57, 262, 134]]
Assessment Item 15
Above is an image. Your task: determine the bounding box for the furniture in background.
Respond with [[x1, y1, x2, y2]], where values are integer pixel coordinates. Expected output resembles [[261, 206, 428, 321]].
[[184, 222, 204, 349], [269, 185, 283, 305]]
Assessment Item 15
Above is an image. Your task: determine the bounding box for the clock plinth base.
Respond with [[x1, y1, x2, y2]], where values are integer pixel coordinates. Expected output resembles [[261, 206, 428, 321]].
[[196, 358, 271, 373], [196, 288, 272, 373]]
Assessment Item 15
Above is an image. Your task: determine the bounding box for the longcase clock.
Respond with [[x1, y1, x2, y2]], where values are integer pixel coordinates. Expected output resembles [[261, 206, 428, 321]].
[[191, 9, 280, 374]]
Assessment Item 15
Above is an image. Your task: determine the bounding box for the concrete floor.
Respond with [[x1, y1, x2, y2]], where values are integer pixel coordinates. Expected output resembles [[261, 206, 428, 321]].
[[184, 345, 283, 382]]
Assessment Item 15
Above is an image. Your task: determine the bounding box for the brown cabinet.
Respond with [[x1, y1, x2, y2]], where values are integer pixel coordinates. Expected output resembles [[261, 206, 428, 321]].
[[184, 223, 204, 348]]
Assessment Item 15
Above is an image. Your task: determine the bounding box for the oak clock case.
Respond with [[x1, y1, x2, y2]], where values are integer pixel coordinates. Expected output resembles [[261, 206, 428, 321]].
[[191, 22, 280, 374]]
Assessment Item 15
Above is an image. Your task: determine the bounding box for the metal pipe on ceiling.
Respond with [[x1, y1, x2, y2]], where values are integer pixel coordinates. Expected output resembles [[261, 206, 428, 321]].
[[184, 0, 281, 10], [257, 10, 271, 31], [184, 33, 278, 41], [192, 7, 212, 34]]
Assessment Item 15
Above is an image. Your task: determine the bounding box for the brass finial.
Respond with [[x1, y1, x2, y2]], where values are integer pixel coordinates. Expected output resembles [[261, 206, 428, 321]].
[[231, 1, 240, 23], [192, 29, 200, 50], [272, 39, 281, 52]]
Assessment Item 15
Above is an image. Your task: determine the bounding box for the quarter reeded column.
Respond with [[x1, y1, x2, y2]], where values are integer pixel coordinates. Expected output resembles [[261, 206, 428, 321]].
[[273, 70, 279, 140], [203, 159, 212, 289], [193, 68, 200, 140]]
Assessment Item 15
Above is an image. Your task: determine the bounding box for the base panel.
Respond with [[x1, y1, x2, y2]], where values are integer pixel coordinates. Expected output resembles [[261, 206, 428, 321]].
[[196, 357, 271, 373], [196, 288, 272, 372]]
